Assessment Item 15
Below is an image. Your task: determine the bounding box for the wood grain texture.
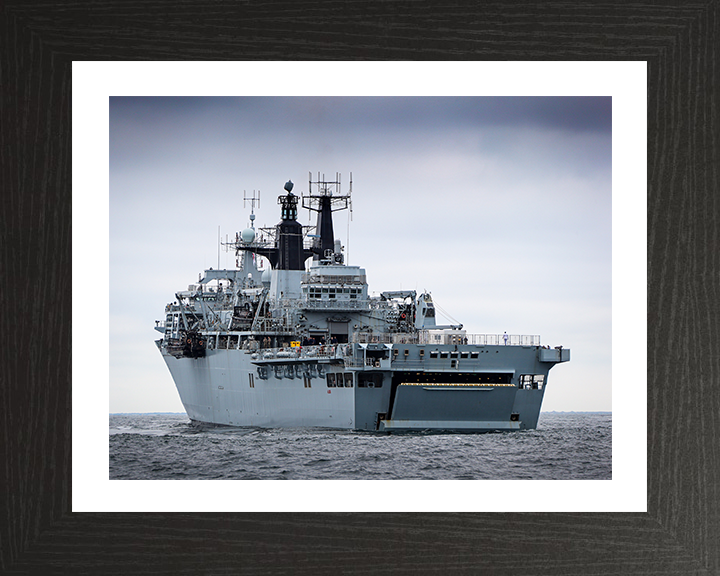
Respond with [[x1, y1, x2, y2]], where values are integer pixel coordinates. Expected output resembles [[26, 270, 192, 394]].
[[1, 1, 718, 574]]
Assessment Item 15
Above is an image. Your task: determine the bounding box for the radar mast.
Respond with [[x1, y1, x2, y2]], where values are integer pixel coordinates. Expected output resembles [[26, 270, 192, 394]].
[[302, 172, 352, 263]]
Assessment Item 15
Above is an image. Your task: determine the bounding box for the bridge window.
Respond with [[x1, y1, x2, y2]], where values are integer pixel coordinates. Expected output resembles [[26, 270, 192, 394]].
[[326, 373, 336, 387]]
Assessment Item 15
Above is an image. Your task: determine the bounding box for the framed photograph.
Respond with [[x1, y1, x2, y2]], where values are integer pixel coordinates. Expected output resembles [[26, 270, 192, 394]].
[[3, 4, 716, 574]]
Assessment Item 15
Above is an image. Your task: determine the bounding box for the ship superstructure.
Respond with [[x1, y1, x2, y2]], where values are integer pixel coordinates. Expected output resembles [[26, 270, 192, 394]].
[[156, 174, 569, 431]]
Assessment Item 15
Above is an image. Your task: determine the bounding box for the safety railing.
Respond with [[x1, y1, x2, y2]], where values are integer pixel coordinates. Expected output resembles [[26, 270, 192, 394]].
[[352, 331, 541, 346], [302, 273, 366, 284], [249, 343, 354, 362], [299, 299, 371, 311], [422, 333, 541, 346]]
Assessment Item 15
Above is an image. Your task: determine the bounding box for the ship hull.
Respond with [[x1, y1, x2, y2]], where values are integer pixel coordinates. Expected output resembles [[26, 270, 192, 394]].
[[159, 341, 564, 432], [155, 176, 570, 433]]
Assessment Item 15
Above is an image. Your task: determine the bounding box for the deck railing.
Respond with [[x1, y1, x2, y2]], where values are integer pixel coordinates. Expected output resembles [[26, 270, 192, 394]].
[[249, 343, 353, 362], [298, 299, 371, 311], [352, 331, 541, 346]]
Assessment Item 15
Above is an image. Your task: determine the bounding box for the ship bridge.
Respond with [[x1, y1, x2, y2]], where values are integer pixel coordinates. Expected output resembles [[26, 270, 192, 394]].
[[301, 263, 369, 304]]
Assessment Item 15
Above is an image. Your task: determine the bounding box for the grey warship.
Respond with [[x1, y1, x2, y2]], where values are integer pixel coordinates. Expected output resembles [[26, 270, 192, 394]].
[[156, 174, 569, 432]]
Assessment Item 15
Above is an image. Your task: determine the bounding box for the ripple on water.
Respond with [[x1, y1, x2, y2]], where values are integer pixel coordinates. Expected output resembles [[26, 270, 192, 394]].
[[109, 413, 611, 480]]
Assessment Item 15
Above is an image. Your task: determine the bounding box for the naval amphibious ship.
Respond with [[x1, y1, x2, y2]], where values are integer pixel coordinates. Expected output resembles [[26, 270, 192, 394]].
[[156, 174, 569, 432]]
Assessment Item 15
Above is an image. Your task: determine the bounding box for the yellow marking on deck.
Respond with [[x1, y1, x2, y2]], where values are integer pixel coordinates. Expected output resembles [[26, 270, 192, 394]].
[[398, 383, 516, 387]]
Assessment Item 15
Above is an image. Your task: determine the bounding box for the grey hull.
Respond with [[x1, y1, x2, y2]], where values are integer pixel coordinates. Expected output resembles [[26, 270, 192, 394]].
[[160, 341, 567, 432]]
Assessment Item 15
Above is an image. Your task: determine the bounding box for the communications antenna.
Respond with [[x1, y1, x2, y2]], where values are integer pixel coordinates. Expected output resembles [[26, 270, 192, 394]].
[[243, 190, 261, 229]]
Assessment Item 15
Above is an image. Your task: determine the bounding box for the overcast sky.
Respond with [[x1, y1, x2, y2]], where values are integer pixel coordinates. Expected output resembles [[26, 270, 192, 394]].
[[109, 96, 611, 414]]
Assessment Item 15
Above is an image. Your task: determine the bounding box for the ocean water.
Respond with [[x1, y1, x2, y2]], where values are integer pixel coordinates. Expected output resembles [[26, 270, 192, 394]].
[[109, 412, 611, 480]]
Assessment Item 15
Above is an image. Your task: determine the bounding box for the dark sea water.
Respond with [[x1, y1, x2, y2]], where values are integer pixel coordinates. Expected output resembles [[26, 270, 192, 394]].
[[109, 412, 611, 480]]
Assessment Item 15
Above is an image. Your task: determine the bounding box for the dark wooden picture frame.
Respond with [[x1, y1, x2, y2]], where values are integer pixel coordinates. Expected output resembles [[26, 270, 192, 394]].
[[2, 3, 718, 574]]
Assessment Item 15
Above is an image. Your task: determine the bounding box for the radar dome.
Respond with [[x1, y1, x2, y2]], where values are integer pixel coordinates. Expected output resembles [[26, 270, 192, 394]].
[[284, 180, 294, 193], [240, 228, 255, 243]]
